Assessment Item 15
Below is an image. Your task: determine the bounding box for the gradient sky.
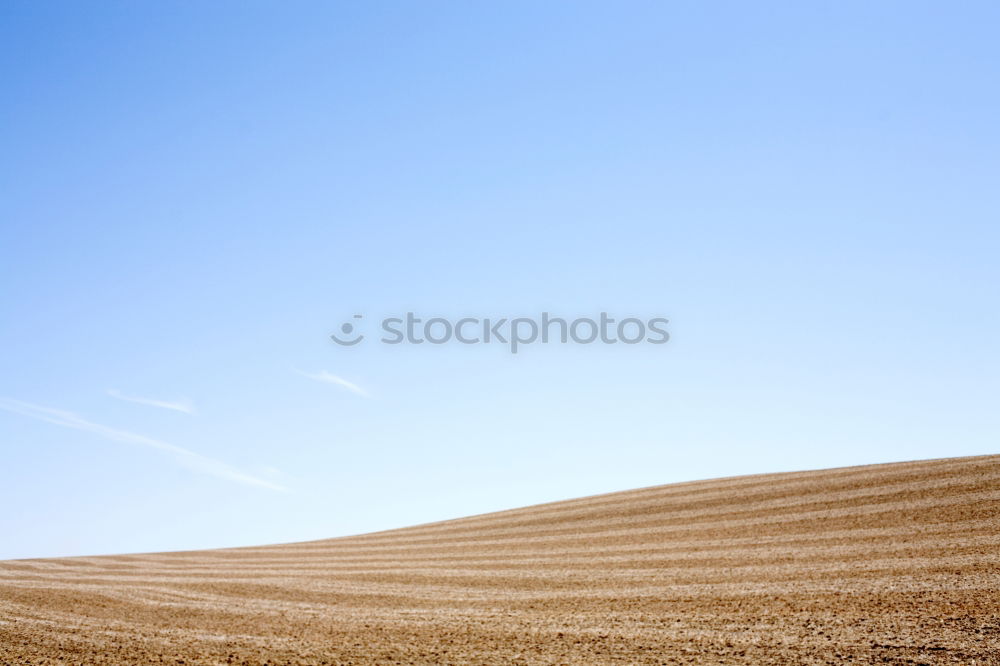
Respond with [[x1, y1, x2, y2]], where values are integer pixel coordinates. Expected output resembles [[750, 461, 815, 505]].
[[2, 1, 998, 560]]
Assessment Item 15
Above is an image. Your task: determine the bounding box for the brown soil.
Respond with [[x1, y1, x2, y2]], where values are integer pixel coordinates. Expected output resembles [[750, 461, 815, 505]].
[[2, 455, 998, 664]]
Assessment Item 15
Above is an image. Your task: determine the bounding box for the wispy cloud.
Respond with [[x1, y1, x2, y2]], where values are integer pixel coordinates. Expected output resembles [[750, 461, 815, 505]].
[[107, 389, 196, 415], [0, 398, 285, 492], [295, 369, 371, 397]]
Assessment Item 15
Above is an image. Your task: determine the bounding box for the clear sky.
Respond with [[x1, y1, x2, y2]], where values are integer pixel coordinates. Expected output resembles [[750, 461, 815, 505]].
[[2, 1, 998, 560]]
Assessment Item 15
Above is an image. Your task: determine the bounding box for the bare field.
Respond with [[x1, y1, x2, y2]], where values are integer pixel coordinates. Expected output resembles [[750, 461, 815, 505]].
[[2, 455, 999, 664]]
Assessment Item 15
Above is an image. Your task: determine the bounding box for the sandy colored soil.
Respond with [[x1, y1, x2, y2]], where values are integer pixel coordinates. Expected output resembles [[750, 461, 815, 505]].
[[2, 455, 999, 665]]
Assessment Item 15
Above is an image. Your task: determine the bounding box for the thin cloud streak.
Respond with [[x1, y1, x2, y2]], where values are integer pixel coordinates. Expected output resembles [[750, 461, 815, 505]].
[[0, 398, 285, 492], [107, 389, 196, 415], [295, 369, 371, 397]]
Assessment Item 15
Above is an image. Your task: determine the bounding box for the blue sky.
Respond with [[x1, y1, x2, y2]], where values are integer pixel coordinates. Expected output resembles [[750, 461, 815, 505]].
[[2, 1, 998, 559]]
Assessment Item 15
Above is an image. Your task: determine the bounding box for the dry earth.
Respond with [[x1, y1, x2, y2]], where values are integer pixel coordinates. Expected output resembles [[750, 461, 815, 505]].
[[2, 455, 999, 664]]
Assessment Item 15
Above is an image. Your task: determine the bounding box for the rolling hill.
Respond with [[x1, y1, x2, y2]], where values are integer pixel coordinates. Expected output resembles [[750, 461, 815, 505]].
[[2, 455, 998, 664]]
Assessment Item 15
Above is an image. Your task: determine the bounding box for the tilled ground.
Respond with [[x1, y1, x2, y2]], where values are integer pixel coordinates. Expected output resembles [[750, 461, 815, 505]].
[[2, 455, 999, 664]]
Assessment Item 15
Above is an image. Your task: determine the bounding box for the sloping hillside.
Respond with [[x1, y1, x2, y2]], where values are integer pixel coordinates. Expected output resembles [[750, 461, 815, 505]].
[[2, 455, 998, 664]]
